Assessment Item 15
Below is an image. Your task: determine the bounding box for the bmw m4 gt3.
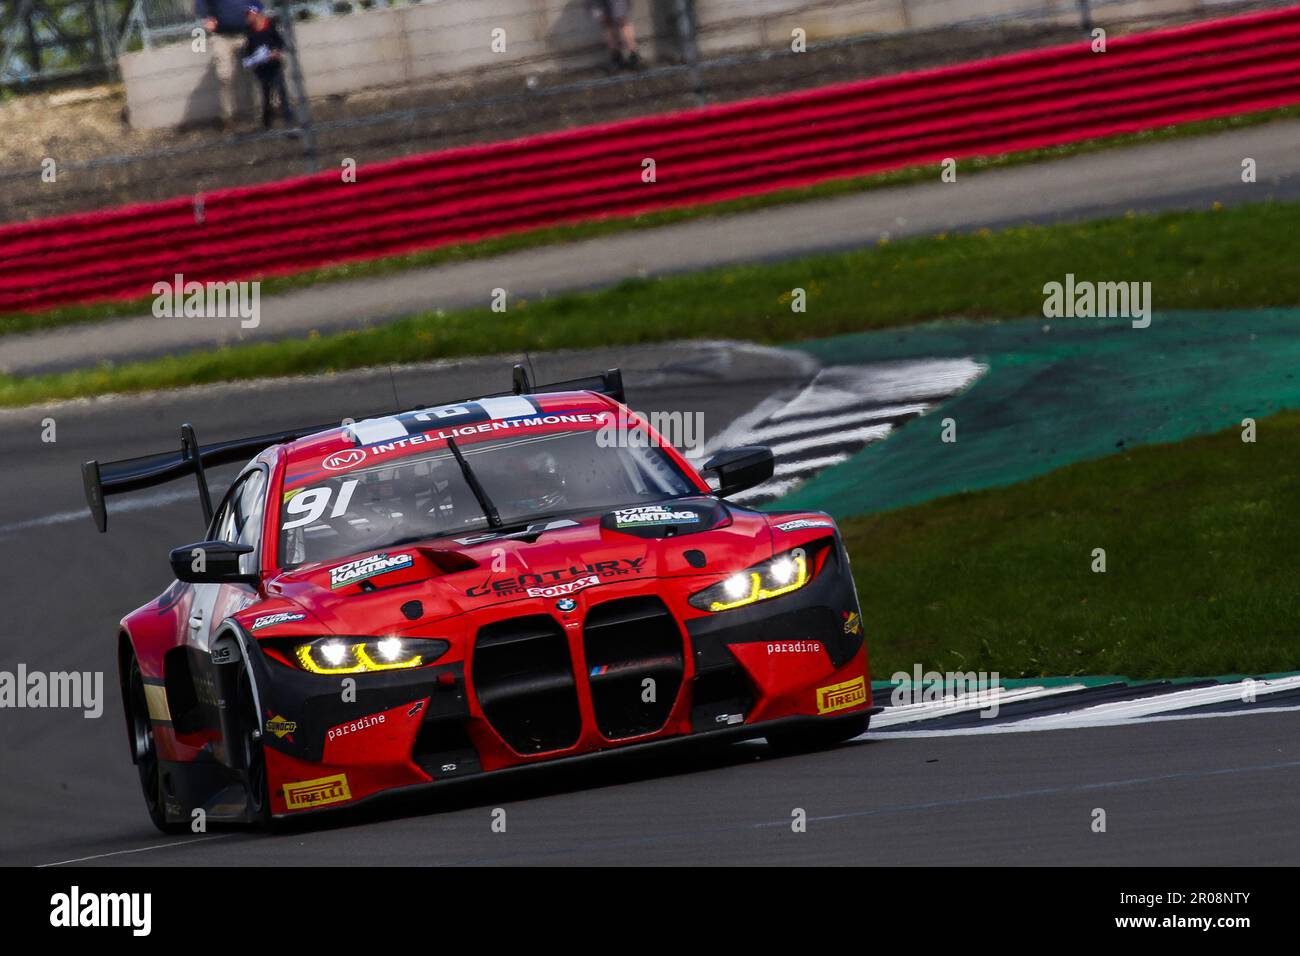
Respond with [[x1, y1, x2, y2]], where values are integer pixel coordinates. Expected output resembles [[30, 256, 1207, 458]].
[[83, 367, 874, 831]]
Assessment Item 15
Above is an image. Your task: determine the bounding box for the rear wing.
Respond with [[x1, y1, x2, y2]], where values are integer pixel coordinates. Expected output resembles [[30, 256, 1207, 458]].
[[511, 365, 624, 404], [82, 365, 625, 532], [82, 421, 339, 534]]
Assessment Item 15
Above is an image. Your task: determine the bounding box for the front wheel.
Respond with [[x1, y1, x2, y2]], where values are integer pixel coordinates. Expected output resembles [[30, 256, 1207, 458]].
[[236, 670, 274, 830], [126, 652, 186, 834], [765, 713, 870, 756]]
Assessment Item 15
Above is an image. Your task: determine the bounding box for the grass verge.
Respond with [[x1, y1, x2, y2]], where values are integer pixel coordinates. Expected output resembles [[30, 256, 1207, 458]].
[[4, 102, 1300, 338], [842, 410, 1300, 680], [4, 198, 1299, 408]]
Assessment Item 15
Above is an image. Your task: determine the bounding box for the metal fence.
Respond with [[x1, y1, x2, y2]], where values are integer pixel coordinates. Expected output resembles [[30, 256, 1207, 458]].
[[1, 0, 124, 86], [0, 0, 1291, 224], [120, 0, 201, 47], [0, 0, 421, 86]]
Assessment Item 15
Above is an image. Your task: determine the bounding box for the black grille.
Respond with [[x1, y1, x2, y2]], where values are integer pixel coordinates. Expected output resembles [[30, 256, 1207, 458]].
[[583, 597, 684, 740], [690, 663, 754, 732], [472, 615, 581, 754], [412, 718, 480, 780]]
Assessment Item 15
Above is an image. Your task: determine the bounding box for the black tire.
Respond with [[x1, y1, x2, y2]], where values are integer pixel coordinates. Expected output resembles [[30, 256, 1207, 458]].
[[764, 713, 870, 756], [235, 669, 275, 831], [126, 653, 186, 834]]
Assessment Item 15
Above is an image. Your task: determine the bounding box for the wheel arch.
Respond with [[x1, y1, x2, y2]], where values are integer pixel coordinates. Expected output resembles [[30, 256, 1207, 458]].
[[212, 619, 269, 767], [117, 630, 138, 764]]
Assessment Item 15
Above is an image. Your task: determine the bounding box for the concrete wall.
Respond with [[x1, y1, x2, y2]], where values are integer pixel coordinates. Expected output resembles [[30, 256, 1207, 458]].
[[119, 35, 258, 130], [120, 0, 1214, 129], [397, 0, 666, 84], [298, 8, 407, 97], [122, 0, 670, 128], [694, 0, 909, 53]]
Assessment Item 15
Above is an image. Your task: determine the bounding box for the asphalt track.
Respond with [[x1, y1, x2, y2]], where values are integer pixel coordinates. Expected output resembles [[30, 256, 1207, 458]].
[[2, 341, 1298, 866]]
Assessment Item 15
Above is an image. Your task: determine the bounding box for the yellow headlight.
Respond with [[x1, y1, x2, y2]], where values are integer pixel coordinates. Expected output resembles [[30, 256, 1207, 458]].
[[689, 549, 810, 612], [293, 637, 446, 674]]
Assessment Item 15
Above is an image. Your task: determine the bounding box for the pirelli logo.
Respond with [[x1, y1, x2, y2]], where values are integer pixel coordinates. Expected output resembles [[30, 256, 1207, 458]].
[[816, 676, 867, 715], [283, 773, 352, 811]]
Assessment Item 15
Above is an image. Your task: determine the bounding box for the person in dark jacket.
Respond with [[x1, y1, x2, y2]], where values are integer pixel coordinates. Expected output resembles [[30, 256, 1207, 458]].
[[589, 0, 642, 73], [196, 0, 251, 127], [242, 1, 294, 129]]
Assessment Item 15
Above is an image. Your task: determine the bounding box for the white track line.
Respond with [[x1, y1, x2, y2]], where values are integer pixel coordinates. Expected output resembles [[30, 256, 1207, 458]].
[[768, 359, 986, 419], [734, 462, 860, 503], [730, 455, 857, 504], [743, 403, 929, 443], [870, 684, 1087, 727], [38, 834, 235, 867], [863, 677, 1300, 739], [1010, 675, 1300, 729], [863, 703, 1300, 740], [703, 359, 986, 506], [0, 487, 197, 537], [765, 424, 893, 458]]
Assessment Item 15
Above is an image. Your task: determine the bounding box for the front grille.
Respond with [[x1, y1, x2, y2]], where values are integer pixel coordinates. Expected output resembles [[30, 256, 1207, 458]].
[[412, 718, 480, 780], [472, 616, 582, 754], [583, 597, 684, 739], [690, 664, 754, 732]]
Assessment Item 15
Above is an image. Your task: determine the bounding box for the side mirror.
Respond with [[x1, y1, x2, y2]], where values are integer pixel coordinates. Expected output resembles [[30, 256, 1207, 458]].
[[170, 540, 258, 585], [701, 446, 775, 498]]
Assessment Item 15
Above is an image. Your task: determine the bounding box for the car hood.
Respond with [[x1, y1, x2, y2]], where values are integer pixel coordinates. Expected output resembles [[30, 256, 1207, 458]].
[[248, 498, 776, 638]]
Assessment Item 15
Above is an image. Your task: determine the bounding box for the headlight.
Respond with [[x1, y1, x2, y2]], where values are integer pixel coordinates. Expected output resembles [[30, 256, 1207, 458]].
[[293, 637, 449, 674], [688, 548, 811, 612]]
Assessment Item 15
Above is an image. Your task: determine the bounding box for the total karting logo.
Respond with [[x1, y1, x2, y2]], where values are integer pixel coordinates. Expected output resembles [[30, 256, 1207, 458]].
[[329, 552, 414, 589], [250, 611, 307, 631], [775, 518, 834, 532], [612, 505, 701, 528], [466, 557, 645, 599]]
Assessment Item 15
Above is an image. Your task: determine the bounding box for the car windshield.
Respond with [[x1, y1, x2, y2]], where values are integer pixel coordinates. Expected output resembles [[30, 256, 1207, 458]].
[[279, 429, 697, 568]]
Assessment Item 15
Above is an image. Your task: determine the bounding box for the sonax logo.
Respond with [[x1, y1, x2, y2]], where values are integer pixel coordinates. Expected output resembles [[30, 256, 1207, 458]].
[[525, 574, 599, 599], [283, 773, 352, 810], [816, 676, 867, 714]]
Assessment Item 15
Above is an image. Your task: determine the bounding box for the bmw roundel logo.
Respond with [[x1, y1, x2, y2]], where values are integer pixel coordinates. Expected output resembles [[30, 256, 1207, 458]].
[[556, 598, 577, 613]]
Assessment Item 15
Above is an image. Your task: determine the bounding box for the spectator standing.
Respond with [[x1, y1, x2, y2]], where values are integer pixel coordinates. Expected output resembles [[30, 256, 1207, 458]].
[[590, 0, 642, 73], [243, 1, 294, 129], [197, 0, 251, 128]]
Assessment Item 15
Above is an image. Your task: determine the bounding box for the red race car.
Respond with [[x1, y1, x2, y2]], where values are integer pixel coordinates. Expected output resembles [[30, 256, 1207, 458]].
[[83, 367, 874, 831]]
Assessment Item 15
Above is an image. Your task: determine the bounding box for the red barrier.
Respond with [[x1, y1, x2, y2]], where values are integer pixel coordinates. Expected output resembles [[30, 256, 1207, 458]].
[[4, 4, 1300, 314]]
